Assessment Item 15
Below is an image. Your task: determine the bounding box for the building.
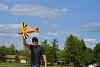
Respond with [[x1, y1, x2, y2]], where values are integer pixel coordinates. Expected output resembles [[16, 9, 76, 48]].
[[18, 56, 27, 63], [4, 55, 16, 62]]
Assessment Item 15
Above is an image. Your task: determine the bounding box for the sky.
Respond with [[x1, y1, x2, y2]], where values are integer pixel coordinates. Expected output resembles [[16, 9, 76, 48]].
[[0, 0, 100, 50]]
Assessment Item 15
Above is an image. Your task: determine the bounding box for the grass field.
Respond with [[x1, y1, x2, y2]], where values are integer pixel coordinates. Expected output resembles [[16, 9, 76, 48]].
[[0, 63, 70, 67], [0, 63, 29, 67]]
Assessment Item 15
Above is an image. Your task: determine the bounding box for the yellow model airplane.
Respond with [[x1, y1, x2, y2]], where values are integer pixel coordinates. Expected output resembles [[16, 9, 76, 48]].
[[18, 22, 39, 39]]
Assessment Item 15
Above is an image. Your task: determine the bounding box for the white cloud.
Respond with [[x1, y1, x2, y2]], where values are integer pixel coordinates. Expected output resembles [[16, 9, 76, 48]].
[[48, 32, 58, 37], [42, 22, 62, 30], [0, 4, 8, 11], [0, 38, 23, 50], [0, 23, 23, 49], [0, 23, 31, 49], [0, 24, 21, 38], [83, 38, 97, 43], [82, 23, 100, 32], [43, 36, 50, 40], [42, 22, 78, 38], [0, 24, 21, 30], [48, 31, 66, 37], [0, 33, 19, 38], [0, 3, 68, 18], [10, 4, 68, 18], [83, 38, 98, 48], [66, 31, 77, 36]]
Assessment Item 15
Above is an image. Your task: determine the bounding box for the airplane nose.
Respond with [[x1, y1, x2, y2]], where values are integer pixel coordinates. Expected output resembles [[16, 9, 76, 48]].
[[34, 27, 39, 33]]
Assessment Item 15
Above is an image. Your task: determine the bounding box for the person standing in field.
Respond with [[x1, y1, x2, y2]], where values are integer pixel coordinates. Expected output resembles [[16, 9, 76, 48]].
[[22, 37, 47, 67]]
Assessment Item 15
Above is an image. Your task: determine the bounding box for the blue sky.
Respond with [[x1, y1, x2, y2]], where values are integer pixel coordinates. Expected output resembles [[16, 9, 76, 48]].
[[0, 0, 100, 50]]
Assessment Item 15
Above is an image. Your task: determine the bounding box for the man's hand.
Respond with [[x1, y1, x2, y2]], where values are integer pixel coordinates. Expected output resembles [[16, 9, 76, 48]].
[[22, 36, 30, 48]]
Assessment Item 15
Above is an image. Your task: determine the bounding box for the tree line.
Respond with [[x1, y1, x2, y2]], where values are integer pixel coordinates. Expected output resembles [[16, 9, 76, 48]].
[[0, 35, 100, 67]]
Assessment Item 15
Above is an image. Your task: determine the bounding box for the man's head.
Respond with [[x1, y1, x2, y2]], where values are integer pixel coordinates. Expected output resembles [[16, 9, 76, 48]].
[[32, 37, 38, 46]]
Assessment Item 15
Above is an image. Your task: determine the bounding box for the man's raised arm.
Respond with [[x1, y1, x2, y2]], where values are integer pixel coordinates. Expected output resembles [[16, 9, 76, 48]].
[[22, 37, 30, 48], [43, 55, 47, 67]]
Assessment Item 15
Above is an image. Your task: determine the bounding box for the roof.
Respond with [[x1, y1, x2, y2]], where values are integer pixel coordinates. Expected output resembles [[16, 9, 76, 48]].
[[4, 55, 16, 59], [18, 56, 27, 59]]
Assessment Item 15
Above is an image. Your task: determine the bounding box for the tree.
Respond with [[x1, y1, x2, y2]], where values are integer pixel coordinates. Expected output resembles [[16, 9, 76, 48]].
[[41, 39, 59, 65], [64, 35, 93, 67], [56, 50, 65, 59], [9, 44, 16, 55], [64, 35, 81, 65], [94, 43, 100, 64], [17, 47, 30, 57], [0, 45, 7, 55], [83, 48, 94, 65], [51, 39, 59, 65], [41, 40, 52, 64]]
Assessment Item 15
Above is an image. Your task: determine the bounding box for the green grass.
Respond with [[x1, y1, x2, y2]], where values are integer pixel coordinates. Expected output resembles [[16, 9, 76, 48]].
[[0, 62, 70, 67], [0, 63, 29, 67]]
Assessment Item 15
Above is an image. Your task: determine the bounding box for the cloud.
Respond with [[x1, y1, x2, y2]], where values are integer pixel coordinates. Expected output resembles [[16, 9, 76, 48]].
[[0, 3, 68, 18], [82, 23, 100, 32], [0, 23, 24, 49], [0, 38, 23, 50], [0, 24, 21, 30], [42, 22, 78, 38], [0, 4, 8, 11], [0, 23, 29, 49], [42, 22, 62, 30], [48, 31, 66, 37], [0, 24, 21, 38], [0, 33, 19, 38], [83, 38, 98, 48], [83, 38, 97, 43], [66, 31, 78, 37], [43, 36, 50, 40], [10, 4, 68, 18]]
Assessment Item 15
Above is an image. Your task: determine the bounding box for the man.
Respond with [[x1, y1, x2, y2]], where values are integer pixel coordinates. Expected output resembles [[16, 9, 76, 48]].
[[22, 37, 47, 67]]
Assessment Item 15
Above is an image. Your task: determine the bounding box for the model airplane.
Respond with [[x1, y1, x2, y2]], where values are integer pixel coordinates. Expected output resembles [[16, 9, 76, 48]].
[[18, 22, 39, 39]]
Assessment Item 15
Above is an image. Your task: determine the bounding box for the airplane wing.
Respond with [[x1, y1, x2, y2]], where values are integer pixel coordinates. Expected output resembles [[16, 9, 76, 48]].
[[22, 22, 29, 39], [22, 22, 27, 30], [23, 32, 29, 39]]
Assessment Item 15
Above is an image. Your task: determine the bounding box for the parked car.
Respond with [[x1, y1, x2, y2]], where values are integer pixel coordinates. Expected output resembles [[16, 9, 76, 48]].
[[96, 64, 100, 67]]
